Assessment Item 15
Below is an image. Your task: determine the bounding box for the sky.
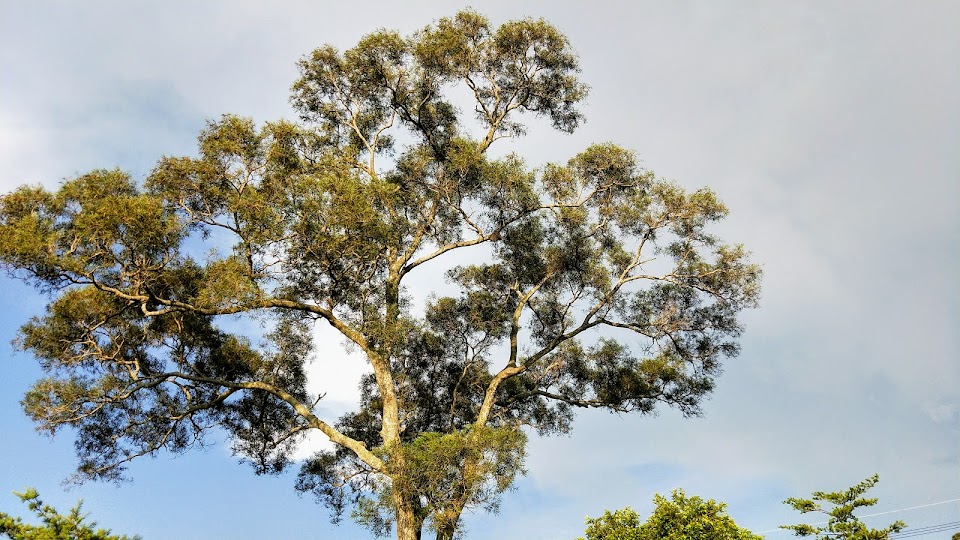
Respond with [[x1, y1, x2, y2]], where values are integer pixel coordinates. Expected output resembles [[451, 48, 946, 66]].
[[1, 1, 958, 538]]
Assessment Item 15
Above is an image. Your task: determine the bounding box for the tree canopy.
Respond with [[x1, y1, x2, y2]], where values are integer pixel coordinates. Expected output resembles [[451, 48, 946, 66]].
[[0, 10, 760, 540], [578, 490, 761, 540], [781, 474, 906, 539], [0, 489, 139, 540]]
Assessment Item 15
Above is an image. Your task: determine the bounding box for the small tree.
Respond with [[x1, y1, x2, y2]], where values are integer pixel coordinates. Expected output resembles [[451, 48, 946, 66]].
[[579, 490, 761, 540], [0, 10, 760, 540], [578, 507, 643, 540], [781, 474, 906, 539], [0, 489, 139, 540]]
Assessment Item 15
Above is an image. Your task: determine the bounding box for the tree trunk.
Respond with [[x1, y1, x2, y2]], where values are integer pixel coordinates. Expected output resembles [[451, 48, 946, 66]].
[[434, 520, 458, 540], [394, 495, 422, 540], [431, 498, 467, 540]]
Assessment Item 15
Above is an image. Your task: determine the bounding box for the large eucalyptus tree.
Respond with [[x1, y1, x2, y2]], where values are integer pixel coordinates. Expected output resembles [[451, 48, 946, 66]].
[[0, 10, 760, 540]]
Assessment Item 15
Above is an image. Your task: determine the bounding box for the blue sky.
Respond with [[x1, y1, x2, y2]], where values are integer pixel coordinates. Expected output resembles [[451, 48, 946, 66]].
[[1, 1, 958, 538]]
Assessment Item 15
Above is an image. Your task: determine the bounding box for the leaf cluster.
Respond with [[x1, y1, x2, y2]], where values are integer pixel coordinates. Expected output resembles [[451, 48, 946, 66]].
[[0, 489, 139, 540], [578, 490, 761, 540], [781, 475, 906, 539]]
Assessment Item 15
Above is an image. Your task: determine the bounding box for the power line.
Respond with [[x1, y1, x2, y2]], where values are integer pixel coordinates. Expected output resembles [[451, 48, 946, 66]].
[[861, 498, 960, 519], [890, 520, 960, 538], [755, 497, 960, 535]]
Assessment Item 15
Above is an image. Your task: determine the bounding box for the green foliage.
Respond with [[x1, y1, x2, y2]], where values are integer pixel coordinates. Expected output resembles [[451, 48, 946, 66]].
[[0, 9, 760, 540], [638, 491, 762, 540], [392, 427, 525, 536], [579, 490, 761, 540], [579, 507, 644, 540], [781, 474, 905, 539], [0, 489, 139, 540], [333, 426, 526, 537]]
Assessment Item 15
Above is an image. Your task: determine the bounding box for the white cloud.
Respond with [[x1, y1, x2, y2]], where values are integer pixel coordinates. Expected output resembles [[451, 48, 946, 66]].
[[925, 403, 960, 426]]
